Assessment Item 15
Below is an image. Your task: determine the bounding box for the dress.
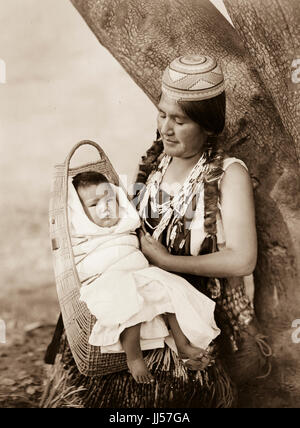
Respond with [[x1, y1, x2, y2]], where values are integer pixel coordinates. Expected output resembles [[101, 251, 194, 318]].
[[68, 180, 220, 353], [141, 155, 248, 249], [141, 155, 254, 301]]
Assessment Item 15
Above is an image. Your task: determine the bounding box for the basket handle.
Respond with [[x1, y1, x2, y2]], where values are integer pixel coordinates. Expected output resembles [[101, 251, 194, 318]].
[[65, 140, 105, 170]]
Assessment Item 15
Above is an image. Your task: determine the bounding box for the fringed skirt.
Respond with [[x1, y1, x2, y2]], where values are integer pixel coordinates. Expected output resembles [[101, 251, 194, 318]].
[[41, 334, 237, 408]]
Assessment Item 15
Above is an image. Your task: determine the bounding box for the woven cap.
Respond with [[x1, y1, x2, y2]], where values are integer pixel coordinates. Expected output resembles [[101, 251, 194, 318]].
[[162, 54, 225, 101]]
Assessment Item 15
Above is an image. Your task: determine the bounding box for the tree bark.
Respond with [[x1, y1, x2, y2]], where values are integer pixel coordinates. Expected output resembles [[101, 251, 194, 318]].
[[69, 0, 300, 406], [224, 0, 300, 159], [223, 0, 300, 403]]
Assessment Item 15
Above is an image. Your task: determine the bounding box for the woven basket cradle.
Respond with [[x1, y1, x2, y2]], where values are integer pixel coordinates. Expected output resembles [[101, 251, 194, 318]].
[[49, 140, 129, 376]]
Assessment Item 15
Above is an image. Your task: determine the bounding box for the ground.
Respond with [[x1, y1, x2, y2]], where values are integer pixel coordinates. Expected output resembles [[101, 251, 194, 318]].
[[0, 283, 58, 408], [0, 290, 297, 409], [0, 324, 55, 408]]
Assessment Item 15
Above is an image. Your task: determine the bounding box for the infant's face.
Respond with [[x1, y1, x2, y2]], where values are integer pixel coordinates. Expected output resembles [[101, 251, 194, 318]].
[[78, 183, 120, 228]]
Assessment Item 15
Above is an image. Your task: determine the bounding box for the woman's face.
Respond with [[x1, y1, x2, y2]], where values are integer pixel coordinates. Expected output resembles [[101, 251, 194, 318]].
[[157, 94, 208, 159]]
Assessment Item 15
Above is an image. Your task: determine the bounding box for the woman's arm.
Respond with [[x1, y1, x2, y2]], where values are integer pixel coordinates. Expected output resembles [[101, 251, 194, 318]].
[[140, 163, 257, 278]]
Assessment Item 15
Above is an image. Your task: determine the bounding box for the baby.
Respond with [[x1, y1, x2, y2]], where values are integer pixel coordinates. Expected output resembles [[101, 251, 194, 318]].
[[69, 171, 220, 383]]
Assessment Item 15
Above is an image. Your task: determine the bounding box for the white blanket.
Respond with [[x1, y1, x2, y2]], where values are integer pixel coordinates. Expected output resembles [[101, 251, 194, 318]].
[[68, 179, 220, 353]]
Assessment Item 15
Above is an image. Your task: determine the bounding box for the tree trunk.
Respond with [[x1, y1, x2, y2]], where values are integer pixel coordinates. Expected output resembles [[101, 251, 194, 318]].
[[224, 0, 300, 157], [223, 0, 300, 405], [69, 0, 300, 406]]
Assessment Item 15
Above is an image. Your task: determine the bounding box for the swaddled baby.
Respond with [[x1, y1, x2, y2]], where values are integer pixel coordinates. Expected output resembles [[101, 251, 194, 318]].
[[68, 171, 220, 383]]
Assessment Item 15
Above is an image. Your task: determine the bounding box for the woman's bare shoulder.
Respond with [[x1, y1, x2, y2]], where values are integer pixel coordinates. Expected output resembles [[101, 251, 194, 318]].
[[220, 160, 253, 207], [218, 157, 250, 195], [222, 156, 248, 172]]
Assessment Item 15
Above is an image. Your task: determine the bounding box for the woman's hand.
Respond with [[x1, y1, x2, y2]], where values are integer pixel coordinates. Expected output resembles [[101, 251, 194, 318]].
[[138, 229, 170, 268]]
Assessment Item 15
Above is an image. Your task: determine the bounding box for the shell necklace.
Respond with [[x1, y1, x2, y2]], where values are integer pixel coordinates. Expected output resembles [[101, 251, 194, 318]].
[[139, 152, 209, 241]]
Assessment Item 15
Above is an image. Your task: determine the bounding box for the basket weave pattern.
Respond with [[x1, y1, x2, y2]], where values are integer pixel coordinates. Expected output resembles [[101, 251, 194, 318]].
[[49, 141, 128, 376]]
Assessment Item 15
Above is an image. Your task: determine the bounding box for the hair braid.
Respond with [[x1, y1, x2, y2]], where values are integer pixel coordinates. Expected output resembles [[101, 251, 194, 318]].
[[203, 145, 225, 236], [135, 133, 164, 185]]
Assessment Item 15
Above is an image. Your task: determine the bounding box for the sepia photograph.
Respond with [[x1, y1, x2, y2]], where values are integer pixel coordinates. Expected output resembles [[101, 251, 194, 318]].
[[0, 0, 299, 411]]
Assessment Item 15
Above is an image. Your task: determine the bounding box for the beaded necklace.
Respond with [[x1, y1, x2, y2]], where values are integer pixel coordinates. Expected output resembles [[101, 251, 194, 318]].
[[138, 151, 210, 248]]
